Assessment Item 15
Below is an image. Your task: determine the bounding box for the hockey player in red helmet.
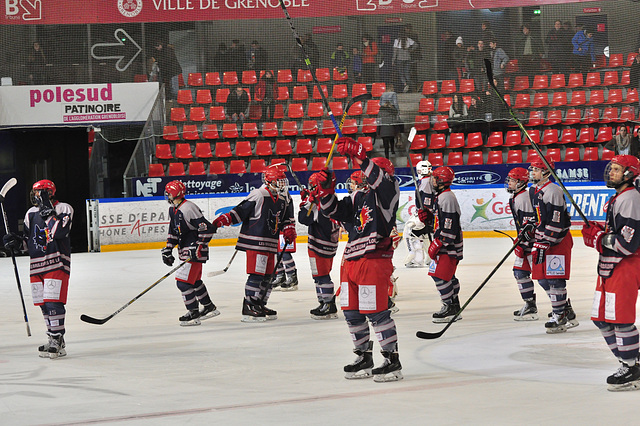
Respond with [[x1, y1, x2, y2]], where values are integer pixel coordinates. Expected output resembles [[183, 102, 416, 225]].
[[211, 164, 295, 322], [528, 156, 578, 334], [505, 167, 539, 321], [299, 173, 341, 319], [311, 136, 402, 382], [162, 180, 219, 326], [417, 167, 464, 323], [582, 155, 640, 391], [3, 179, 73, 359]]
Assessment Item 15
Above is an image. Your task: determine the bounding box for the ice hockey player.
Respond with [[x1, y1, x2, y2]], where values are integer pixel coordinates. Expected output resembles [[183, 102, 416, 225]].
[[3, 180, 73, 359], [298, 173, 341, 319], [418, 167, 463, 323], [162, 180, 219, 326], [403, 160, 434, 268], [271, 243, 298, 291], [505, 167, 538, 321], [527, 159, 578, 334], [313, 136, 402, 382], [212, 164, 295, 322], [581, 155, 640, 391]]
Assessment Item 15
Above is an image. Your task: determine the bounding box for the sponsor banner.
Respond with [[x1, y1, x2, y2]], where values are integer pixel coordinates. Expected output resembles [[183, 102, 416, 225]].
[[0, 82, 158, 126], [98, 183, 613, 246], [3, 0, 597, 25], [132, 162, 607, 197]]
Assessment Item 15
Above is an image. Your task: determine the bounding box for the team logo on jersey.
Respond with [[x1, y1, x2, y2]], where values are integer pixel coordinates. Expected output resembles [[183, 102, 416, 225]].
[[355, 205, 373, 234], [267, 209, 283, 235], [621, 225, 635, 243], [32, 224, 51, 251], [118, 0, 142, 18]]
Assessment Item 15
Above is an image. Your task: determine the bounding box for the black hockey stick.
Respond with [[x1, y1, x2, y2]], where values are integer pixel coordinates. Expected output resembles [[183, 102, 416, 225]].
[[80, 258, 191, 325], [416, 235, 521, 339], [206, 250, 238, 277], [493, 229, 515, 242], [325, 93, 373, 167], [278, 0, 343, 138], [0, 178, 31, 337], [483, 58, 588, 224]]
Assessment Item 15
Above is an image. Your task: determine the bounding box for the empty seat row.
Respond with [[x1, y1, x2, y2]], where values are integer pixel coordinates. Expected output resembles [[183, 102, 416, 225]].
[[508, 70, 632, 92], [522, 106, 637, 126], [512, 88, 637, 109], [422, 79, 476, 96]]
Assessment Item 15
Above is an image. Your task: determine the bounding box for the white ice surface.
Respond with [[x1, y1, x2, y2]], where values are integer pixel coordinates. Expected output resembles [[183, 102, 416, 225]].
[[0, 237, 638, 425]]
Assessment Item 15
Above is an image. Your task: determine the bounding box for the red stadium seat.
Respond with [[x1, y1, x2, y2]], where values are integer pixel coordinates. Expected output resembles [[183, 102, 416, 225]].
[[606, 89, 623, 105], [549, 74, 566, 89], [170, 107, 187, 122], [332, 156, 350, 170], [223, 71, 239, 86], [315, 68, 331, 82], [487, 151, 503, 164], [290, 157, 308, 172], [195, 142, 213, 159], [545, 110, 563, 126], [163, 125, 180, 141], [189, 106, 206, 122], [282, 121, 299, 137], [188, 161, 206, 175], [586, 89, 604, 106], [181, 125, 199, 141], [568, 90, 586, 107], [201, 124, 219, 140], [242, 122, 259, 139], [432, 115, 449, 131], [333, 67, 348, 81], [609, 53, 624, 68], [422, 80, 438, 96], [418, 97, 435, 113], [177, 89, 193, 105], [196, 89, 213, 104], [371, 82, 386, 98], [512, 75, 530, 91], [526, 110, 544, 127], [459, 79, 475, 93], [215, 141, 233, 158], [601, 107, 620, 123], [567, 73, 584, 88], [625, 88, 639, 104], [595, 126, 614, 143], [342, 119, 358, 135], [168, 162, 186, 176], [440, 80, 456, 94], [620, 106, 635, 122], [564, 147, 580, 162], [311, 156, 327, 170], [621, 70, 631, 86], [585, 72, 601, 87], [235, 141, 253, 157], [550, 91, 568, 108], [410, 134, 427, 150], [216, 88, 230, 104], [296, 138, 313, 155], [277, 69, 293, 84], [208, 160, 226, 174], [301, 120, 319, 136], [515, 93, 531, 109], [358, 136, 374, 152], [221, 123, 239, 139], [428, 133, 446, 149], [316, 138, 333, 154], [486, 132, 503, 147], [229, 160, 247, 174], [366, 99, 380, 116], [532, 75, 549, 90], [447, 151, 463, 166], [525, 149, 540, 163], [414, 115, 430, 132], [467, 151, 483, 165], [134, 74, 148, 83], [408, 153, 423, 167], [332, 84, 348, 100], [188, 73, 202, 87], [361, 117, 378, 134], [541, 129, 558, 145], [506, 150, 523, 164], [347, 101, 364, 116], [261, 122, 279, 138], [307, 102, 324, 118], [242, 70, 257, 85], [155, 143, 173, 160], [328, 101, 343, 117], [275, 86, 290, 102], [546, 148, 561, 163], [255, 139, 273, 156], [148, 163, 165, 177], [602, 71, 619, 87], [563, 108, 582, 125], [249, 159, 267, 173], [287, 103, 305, 119], [560, 128, 577, 144], [297, 69, 312, 83], [467, 132, 483, 148], [448, 133, 465, 149], [602, 148, 615, 160], [205, 72, 221, 86], [292, 86, 309, 102], [351, 83, 368, 97], [532, 92, 549, 108], [275, 139, 293, 156], [321, 120, 337, 136], [583, 146, 599, 161], [504, 131, 522, 146], [437, 97, 453, 112], [577, 127, 595, 144], [427, 152, 444, 166], [209, 106, 226, 121]]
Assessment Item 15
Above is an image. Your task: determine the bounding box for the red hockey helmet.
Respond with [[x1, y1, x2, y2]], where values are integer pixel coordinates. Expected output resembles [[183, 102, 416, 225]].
[[32, 179, 56, 196], [505, 167, 529, 193], [263, 164, 289, 195], [346, 170, 368, 193], [432, 166, 455, 192], [371, 157, 394, 176], [605, 154, 640, 189], [164, 180, 186, 204], [528, 158, 554, 183]]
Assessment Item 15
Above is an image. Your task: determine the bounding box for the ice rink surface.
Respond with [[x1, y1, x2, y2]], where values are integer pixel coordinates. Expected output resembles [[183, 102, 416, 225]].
[[1, 236, 639, 425]]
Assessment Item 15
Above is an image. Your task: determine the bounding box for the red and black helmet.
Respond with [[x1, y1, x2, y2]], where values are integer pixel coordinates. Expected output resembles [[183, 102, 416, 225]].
[[505, 167, 529, 193], [346, 170, 367, 193], [263, 164, 289, 195], [528, 158, 554, 183], [432, 166, 455, 191], [605, 154, 640, 189], [164, 180, 186, 204], [32, 179, 56, 196]]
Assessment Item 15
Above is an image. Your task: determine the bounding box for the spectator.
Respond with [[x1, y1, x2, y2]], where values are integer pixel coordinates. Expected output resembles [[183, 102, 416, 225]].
[[377, 83, 400, 158], [227, 86, 250, 124], [254, 70, 276, 120], [546, 20, 565, 72], [453, 36, 467, 80], [151, 40, 183, 100], [361, 34, 379, 84], [628, 53, 640, 105], [449, 94, 468, 118], [405, 24, 423, 91], [605, 126, 640, 157], [572, 27, 595, 76], [302, 33, 320, 70], [467, 39, 490, 93], [488, 38, 509, 93], [227, 39, 246, 74], [212, 43, 229, 74], [352, 47, 363, 84], [392, 28, 415, 93], [516, 23, 543, 82], [330, 43, 350, 76], [247, 40, 268, 72], [26, 41, 47, 85], [481, 21, 495, 46], [438, 30, 455, 80]]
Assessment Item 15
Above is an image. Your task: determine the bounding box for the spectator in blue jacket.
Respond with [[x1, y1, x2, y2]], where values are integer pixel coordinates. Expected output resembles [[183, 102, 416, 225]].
[[488, 38, 509, 92], [572, 27, 595, 76]]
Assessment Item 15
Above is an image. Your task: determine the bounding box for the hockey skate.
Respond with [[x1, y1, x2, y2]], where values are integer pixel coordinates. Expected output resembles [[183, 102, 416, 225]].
[[279, 272, 298, 291], [241, 299, 267, 323], [432, 300, 462, 323], [344, 341, 374, 379], [179, 309, 202, 326], [199, 303, 220, 321], [260, 303, 278, 320], [564, 299, 579, 329], [40, 332, 66, 359], [514, 295, 538, 321], [310, 299, 338, 320], [544, 311, 568, 334], [47, 333, 66, 360], [607, 362, 640, 392], [388, 297, 399, 314], [372, 350, 403, 382], [271, 273, 285, 290]]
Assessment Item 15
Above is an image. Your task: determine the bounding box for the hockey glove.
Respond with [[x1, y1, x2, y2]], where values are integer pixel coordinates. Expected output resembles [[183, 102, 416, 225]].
[[532, 241, 550, 265], [519, 222, 536, 242], [161, 247, 175, 266], [513, 244, 525, 259], [188, 243, 206, 261], [3, 232, 22, 251], [336, 136, 367, 161], [282, 223, 297, 244], [299, 188, 313, 208], [581, 221, 605, 252], [417, 207, 434, 228], [427, 238, 443, 259], [36, 190, 55, 219], [310, 169, 336, 199], [213, 213, 232, 228]]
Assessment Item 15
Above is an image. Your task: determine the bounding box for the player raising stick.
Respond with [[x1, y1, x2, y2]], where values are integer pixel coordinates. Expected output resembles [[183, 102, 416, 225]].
[[298, 173, 341, 319], [313, 136, 402, 382], [162, 180, 219, 326], [582, 155, 640, 391], [211, 164, 295, 322]]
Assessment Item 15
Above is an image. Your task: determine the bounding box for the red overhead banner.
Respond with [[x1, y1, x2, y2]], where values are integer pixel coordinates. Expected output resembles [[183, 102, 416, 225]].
[[3, 0, 600, 25]]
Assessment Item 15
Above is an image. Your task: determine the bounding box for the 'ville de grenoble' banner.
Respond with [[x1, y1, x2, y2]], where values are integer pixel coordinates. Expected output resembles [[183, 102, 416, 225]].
[[0, 82, 159, 126]]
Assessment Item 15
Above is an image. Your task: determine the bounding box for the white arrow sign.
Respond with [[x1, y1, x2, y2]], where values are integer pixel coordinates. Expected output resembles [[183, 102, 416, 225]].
[[91, 29, 142, 72]]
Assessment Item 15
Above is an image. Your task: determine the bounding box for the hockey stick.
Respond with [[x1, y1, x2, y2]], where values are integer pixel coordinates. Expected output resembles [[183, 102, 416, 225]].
[[278, 0, 342, 138], [206, 250, 238, 277], [483, 58, 588, 224], [406, 127, 433, 243], [493, 229, 515, 242], [325, 93, 373, 167], [80, 258, 191, 325], [416, 235, 521, 339], [0, 178, 31, 337]]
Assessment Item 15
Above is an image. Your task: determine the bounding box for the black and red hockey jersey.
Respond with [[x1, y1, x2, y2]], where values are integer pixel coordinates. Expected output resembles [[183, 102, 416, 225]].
[[298, 201, 340, 258], [320, 158, 399, 260], [24, 202, 74, 277], [510, 188, 536, 252], [529, 181, 571, 245], [597, 187, 640, 278], [417, 176, 436, 212], [433, 189, 463, 260], [166, 199, 215, 262], [229, 185, 294, 253]]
